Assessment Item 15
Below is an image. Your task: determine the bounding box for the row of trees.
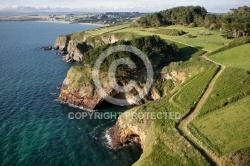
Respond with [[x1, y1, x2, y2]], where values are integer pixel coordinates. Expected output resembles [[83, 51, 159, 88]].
[[137, 6, 250, 38], [137, 6, 207, 27], [222, 6, 250, 38]]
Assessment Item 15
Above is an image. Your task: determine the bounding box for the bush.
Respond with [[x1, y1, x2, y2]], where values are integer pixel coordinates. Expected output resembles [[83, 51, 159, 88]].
[[184, 34, 194, 38], [199, 31, 212, 36], [188, 23, 197, 28], [153, 29, 186, 36]]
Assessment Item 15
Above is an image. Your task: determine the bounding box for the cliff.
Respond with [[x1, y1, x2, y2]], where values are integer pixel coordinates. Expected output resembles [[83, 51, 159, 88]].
[[54, 31, 136, 62], [57, 66, 107, 110], [55, 34, 184, 110], [107, 103, 209, 165], [108, 111, 146, 148], [57, 65, 167, 110]]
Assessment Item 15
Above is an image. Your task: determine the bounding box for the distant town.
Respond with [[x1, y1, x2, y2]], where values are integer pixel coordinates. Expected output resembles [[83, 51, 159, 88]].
[[0, 12, 146, 25]]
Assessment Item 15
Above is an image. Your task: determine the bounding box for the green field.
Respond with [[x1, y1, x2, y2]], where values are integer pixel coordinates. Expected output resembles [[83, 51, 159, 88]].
[[210, 44, 250, 70], [199, 67, 250, 117], [190, 96, 250, 156], [113, 25, 231, 51], [68, 23, 231, 52], [124, 45, 222, 165], [173, 65, 218, 110], [87, 24, 130, 35]]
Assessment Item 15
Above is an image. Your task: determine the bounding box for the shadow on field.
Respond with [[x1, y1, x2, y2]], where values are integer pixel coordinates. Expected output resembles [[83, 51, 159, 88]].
[[179, 46, 203, 61]]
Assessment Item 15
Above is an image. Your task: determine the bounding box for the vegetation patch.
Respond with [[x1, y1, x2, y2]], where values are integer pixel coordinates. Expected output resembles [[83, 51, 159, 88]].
[[137, 6, 250, 39], [190, 96, 250, 156], [152, 29, 186, 36], [173, 65, 218, 110], [207, 36, 250, 56], [210, 43, 250, 70], [83, 35, 180, 81], [199, 67, 250, 116]]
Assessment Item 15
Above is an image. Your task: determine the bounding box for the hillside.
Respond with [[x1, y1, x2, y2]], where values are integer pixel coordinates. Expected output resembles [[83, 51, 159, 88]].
[[55, 11, 250, 165], [210, 43, 250, 70], [136, 6, 250, 39]]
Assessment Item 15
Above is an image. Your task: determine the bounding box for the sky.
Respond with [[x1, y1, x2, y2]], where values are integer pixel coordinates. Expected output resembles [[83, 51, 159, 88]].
[[0, 0, 250, 13]]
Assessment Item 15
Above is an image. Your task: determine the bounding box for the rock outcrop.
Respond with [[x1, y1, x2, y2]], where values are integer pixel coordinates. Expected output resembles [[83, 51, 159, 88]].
[[65, 49, 83, 62], [41, 45, 52, 50], [55, 31, 185, 110], [54, 35, 70, 51], [57, 65, 162, 110], [107, 116, 146, 148], [54, 32, 135, 62], [57, 66, 108, 110]]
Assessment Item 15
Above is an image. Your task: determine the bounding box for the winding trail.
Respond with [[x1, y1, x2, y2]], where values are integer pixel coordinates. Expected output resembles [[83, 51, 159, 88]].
[[175, 53, 226, 166]]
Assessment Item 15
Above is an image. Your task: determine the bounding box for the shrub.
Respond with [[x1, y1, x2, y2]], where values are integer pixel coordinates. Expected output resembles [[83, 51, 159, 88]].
[[188, 23, 197, 28], [184, 34, 194, 38], [199, 31, 212, 36], [152, 29, 186, 36]]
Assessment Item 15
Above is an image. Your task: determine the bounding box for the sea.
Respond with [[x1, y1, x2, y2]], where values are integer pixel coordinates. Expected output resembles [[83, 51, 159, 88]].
[[0, 21, 142, 166]]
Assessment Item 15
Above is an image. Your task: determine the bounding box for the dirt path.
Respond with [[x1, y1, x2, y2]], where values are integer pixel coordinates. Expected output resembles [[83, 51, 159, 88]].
[[176, 53, 226, 166]]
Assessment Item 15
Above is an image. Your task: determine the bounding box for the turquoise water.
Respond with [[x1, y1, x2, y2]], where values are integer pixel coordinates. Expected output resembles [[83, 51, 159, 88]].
[[0, 21, 141, 166]]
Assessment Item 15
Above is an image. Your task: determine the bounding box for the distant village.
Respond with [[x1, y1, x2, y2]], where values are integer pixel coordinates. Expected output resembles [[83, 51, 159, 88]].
[[0, 12, 146, 25], [47, 12, 145, 25]]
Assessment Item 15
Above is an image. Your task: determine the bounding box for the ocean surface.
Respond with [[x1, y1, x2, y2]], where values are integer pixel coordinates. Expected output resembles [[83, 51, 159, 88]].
[[0, 21, 141, 166]]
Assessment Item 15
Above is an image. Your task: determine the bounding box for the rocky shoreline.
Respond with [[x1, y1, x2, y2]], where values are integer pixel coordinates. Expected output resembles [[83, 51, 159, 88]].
[[107, 125, 141, 148], [105, 115, 146, 150]]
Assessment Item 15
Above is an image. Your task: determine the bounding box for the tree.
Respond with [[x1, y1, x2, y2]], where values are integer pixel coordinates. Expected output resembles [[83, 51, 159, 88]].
[[137, 6, 207, 27]]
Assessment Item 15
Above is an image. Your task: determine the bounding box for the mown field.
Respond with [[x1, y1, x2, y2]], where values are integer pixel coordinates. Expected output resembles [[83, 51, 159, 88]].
[[87, 23, 130, 35], [199, 67, 250, 116], [77, 23, 232, 52], [186, 42, 250, 160], [210, 43, 250, 70], [112, 25, 231, 51], [189, 95, 250, 156], [172, 65, 218, 110]]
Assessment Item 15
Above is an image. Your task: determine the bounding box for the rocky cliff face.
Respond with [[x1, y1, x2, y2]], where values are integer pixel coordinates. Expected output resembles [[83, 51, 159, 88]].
[[108, 115, 146, 148], [54, 32, 134, 62], [57, 66, 111, 110], [57, 65, 164, 110], [54, 35, 70, 51]]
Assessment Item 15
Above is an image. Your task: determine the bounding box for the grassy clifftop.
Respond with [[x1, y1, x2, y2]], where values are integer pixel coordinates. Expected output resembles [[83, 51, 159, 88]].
[[56, 23, 250, 165]]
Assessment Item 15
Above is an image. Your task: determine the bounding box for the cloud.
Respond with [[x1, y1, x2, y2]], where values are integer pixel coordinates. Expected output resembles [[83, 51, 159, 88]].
[[0, 0, 249, 12], [0, 5, 70, 12]]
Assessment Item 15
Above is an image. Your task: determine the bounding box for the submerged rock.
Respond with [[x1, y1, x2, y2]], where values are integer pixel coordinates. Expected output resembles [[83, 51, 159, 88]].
[[56, 50, 68, 55], [41, 45, 52, 50]]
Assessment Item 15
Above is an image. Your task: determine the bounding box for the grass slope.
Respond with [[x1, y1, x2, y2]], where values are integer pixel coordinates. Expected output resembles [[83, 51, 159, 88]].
[[199, 67, 250, 117], [173, 65, 218, 110], [210, 43, 250, 70], [68, 23, 231, 52], [189, 96, 250, 156], [186, 43, 250, 162], [130, 49, 217, 165], [114, 25, 231, 51]]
